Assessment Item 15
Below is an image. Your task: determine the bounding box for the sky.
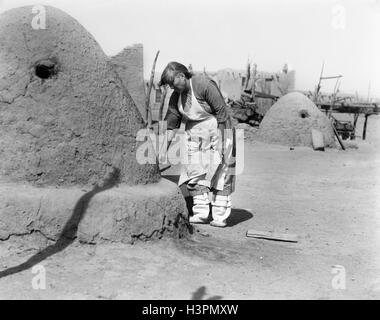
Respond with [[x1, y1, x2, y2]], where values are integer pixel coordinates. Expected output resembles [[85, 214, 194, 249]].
[[0, 0, 379, 98]]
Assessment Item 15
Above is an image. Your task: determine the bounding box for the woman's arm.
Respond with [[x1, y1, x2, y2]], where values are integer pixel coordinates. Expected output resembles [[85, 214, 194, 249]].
[[159, 92, 182, 158], [165, 91, 182, 132], [203, 79, 232, 130], [202, 79, 233, 154]]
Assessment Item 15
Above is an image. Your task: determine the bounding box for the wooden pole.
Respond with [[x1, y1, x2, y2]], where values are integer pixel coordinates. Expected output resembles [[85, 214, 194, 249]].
[[158, 85, 167, 122], [353, 113, 359, 127], [363, 114, 369, 140], [245, 59, 250, 89], [352, 113, 359, 140], [145, 50, 160, 128], [329, 78, 340, 116], [332, 122, 346, 150], [314, 61, 324, 103], [251, 63, 257, 100]]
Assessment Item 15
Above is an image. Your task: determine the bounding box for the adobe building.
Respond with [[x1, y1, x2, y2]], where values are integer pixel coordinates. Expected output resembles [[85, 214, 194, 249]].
[[109, 44, 146, 119]]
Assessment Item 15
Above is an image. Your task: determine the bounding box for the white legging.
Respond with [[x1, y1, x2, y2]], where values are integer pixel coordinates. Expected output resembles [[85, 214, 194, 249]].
[[192, 193, 232, 223]]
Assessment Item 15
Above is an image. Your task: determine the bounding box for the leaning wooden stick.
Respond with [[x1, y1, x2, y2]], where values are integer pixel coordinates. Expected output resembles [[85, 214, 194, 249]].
[[246, 229, 298, 243], [331, 120, 346, 150], [145, 50, 160, 127], [158, 85, 167, 123]]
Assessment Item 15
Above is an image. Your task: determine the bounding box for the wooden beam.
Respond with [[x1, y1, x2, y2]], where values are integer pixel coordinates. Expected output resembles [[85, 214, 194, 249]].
[[352, 113, 360, 140], [145, 50, 160, 127], [318, 103, 378, 114], [245, 59, 250, 89], [332, 122, 346, 150], [246, 229, 298, 243], [320, 75, 343, 80], [313, 61, 324, 103], [363, 114, 369, 140], [158, 85, 167, 122], [353, 113, 360, 127]]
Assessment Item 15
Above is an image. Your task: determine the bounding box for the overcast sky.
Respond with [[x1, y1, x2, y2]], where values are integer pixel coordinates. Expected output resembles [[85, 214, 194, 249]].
[[1, 0, 379, 98]]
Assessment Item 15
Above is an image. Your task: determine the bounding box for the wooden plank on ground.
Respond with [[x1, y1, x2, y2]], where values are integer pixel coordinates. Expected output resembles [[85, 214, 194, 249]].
[[246, 229, 298, 243]]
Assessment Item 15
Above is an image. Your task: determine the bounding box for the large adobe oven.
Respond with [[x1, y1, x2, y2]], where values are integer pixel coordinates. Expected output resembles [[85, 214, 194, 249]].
[[0, 6, 189, 244], [258, 92, 336, 148]]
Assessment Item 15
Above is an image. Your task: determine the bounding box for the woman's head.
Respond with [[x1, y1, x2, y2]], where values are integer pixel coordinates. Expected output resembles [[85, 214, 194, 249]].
[[159, 61, 192, 93]]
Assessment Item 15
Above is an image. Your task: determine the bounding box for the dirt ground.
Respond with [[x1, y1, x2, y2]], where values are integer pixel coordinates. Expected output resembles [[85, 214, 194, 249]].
[[0, 115, 379, 300]]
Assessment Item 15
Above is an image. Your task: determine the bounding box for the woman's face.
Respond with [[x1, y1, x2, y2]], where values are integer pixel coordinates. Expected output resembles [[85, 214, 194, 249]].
[[171, 73, 187, 93]]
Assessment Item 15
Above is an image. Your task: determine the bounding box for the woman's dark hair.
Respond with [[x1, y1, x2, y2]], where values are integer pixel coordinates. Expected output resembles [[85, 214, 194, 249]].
[[159, 61, 192, 86]]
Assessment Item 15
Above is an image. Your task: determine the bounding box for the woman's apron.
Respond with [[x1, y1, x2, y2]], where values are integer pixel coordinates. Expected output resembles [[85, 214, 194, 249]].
[[177, 80, 234, 192]]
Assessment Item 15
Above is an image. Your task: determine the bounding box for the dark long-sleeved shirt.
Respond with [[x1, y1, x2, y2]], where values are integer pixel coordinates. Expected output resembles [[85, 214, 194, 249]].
[[165, 74, 232, 130]]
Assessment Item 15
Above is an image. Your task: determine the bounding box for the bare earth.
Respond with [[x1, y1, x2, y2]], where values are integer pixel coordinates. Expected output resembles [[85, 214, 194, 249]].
[[0, 115, 379, 300]]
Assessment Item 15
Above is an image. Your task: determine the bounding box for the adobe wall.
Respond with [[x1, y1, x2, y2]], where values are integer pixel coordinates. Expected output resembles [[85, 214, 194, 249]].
[[109, 44, 146, 119]]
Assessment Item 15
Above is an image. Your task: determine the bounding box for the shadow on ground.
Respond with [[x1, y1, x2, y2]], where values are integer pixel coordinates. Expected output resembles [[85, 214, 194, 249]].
[[191, 286, 223, 300], [227, 208, 253, 227]]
